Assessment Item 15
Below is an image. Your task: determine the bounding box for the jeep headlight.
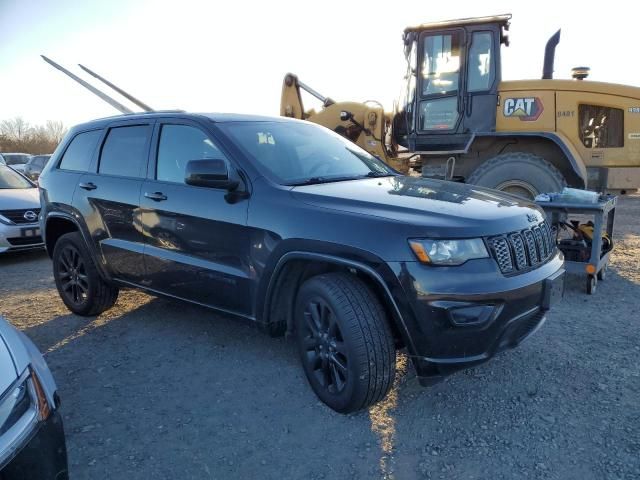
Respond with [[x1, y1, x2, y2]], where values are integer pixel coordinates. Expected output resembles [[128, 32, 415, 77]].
[[408, 238, 488, 265]]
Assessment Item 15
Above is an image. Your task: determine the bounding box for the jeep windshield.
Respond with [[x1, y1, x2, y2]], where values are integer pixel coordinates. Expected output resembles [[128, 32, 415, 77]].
[[219, 121, 397, 186], [0, 165, 33, 189]]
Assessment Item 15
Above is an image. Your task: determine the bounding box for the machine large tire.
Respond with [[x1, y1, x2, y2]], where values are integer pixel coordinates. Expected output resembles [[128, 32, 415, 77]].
[[294, 272, 396, 413], [52, 232, 119, 316], [467, 152, 566, 199]]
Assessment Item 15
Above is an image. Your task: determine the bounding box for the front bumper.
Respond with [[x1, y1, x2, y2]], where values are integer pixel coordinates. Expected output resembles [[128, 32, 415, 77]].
[[0, 222, 43, 254], [0, 409, 68, 480], [388, 253, 565, 384]]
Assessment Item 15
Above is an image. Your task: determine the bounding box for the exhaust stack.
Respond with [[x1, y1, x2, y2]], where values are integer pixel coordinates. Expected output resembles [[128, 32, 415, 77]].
[[542, 29, 561, 80]]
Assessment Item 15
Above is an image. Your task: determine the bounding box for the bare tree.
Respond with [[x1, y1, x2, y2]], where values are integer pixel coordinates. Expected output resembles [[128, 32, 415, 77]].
[[46, 120, 66, 144], [0, 117, 66, 154], [0, 117, 32, 142]]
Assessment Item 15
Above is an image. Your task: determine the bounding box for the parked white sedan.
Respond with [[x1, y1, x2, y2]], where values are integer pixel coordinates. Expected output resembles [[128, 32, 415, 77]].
[[0, 166, 43, 253]]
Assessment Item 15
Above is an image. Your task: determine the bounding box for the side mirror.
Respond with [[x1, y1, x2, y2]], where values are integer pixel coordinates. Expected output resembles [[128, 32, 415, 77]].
[[184, 159, 239, 190]]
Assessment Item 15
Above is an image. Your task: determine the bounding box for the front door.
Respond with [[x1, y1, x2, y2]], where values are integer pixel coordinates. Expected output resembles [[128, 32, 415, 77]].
[[140, 120, 252, 316]]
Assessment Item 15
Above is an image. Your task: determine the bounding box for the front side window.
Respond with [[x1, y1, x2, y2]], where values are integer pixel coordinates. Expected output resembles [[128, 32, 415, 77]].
[[219, 121, 394, 185], [99, 125, 151, 178], [422, 33, 461, 96], [579, 105, 624, 148], [59, 130, 102, 172], [467, 32, 494, 92], [156, 125, 227, 184]]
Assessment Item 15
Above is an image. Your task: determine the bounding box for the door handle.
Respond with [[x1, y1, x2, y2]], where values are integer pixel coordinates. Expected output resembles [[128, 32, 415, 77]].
[[78, 182, 97, 191], [144, 191, 168, 202]]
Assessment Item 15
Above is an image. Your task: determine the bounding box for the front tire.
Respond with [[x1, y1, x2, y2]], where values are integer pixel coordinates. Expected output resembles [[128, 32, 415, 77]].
[[52, 232, 119, 316], [294, 272, 396, 413], [467, 152, 566, 199]]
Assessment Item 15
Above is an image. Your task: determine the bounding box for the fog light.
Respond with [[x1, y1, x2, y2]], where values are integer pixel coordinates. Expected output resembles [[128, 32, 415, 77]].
[[448, 305, 497, 327]]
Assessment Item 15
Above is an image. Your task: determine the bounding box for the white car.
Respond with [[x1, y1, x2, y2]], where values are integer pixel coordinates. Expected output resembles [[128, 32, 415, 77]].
[[0, 315, 68, 478], [0, 165, 43, 253]]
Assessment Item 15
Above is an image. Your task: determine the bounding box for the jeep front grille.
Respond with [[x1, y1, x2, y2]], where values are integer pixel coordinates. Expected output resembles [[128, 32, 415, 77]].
[[488, 221, 556, 274]]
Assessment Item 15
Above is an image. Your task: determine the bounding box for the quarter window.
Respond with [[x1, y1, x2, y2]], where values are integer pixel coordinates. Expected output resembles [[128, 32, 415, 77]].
[[156, 125, 227, 184], [99, 125, 151, 178], [59, 130, 102, 172], [579, 105, 624, 148]]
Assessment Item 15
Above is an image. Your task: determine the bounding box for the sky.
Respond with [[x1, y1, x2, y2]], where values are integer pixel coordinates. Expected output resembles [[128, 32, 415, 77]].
[[0, 0, 638, 128]]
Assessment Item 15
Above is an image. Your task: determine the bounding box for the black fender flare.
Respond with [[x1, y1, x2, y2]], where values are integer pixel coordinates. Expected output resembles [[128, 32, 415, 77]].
[[44, 212, 112, 282], [261, 251, 417, 353]]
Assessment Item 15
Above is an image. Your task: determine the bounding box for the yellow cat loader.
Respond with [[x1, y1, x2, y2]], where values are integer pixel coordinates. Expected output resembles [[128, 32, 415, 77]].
[[280, 14, 640, 198]]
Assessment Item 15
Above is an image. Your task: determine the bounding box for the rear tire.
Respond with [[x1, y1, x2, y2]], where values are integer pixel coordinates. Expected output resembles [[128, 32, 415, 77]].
[[52, 232, 119, 316], [294, 272, 396, 413], [467, 152, 566, 199]]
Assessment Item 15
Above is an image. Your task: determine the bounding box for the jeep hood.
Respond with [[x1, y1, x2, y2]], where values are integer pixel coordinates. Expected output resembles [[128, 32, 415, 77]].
[[291, 176, 544, 237]]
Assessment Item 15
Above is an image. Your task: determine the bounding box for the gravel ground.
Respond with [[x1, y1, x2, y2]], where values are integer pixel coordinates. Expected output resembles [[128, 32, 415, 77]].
[[1, 195, 639, 480]]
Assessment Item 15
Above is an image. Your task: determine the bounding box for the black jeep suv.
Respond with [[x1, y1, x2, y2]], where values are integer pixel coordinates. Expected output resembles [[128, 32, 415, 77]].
[[39, 112, 564, 413]]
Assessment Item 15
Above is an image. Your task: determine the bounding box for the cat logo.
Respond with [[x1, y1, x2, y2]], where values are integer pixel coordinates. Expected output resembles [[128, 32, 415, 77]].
[[503, 97, 544, 121]]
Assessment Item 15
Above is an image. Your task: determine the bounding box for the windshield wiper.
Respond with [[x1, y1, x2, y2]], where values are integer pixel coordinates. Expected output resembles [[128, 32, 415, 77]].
[[287, 176, 363, 186]]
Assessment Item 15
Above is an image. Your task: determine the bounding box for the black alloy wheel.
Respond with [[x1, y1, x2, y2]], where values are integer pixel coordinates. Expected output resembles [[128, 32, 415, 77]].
[[57, 244, 89, 306], [300, 297, 348, 394]]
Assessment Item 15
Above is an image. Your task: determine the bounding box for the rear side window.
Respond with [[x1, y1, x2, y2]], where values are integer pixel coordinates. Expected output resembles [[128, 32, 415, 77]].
[[59, 130, 102, 172], [99, 125, 151, 178]]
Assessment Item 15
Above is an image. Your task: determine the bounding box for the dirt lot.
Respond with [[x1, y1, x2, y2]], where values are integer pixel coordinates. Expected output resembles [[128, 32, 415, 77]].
[[1, 196, 639, 480]]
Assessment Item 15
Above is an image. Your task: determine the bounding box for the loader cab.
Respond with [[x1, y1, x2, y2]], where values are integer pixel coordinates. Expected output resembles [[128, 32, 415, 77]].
[[395, 15, 511, 153]]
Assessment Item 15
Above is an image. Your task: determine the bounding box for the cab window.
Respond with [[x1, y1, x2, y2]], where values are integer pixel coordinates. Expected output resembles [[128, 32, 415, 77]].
[[422, 33, 461, 96], [419, 31, 461, 131], [156, 124, 227, 184], [467, 32, 494, 92]]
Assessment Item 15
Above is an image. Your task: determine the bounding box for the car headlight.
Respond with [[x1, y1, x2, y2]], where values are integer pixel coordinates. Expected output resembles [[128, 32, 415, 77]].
[[0, 368, 52, 468], [0, 377, 31, 437], [408, 238, 489, 265]]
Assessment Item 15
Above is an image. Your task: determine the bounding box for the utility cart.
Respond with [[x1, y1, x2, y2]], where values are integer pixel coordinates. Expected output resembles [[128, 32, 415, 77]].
[[536, 195, 616, 295]]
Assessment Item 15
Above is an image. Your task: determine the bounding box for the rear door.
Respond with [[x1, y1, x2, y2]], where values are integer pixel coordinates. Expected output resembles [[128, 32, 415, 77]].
[[72, 120, 153, 283], [140, 119, 252, 316]]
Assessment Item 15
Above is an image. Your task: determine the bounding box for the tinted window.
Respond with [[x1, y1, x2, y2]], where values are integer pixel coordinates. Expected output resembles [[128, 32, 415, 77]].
[[579, 105, 624, 148], [99, 125, 151, 177], [59, 130, 102, 172], [467, 32, 494, 92], [157, 125, 226, 183]]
